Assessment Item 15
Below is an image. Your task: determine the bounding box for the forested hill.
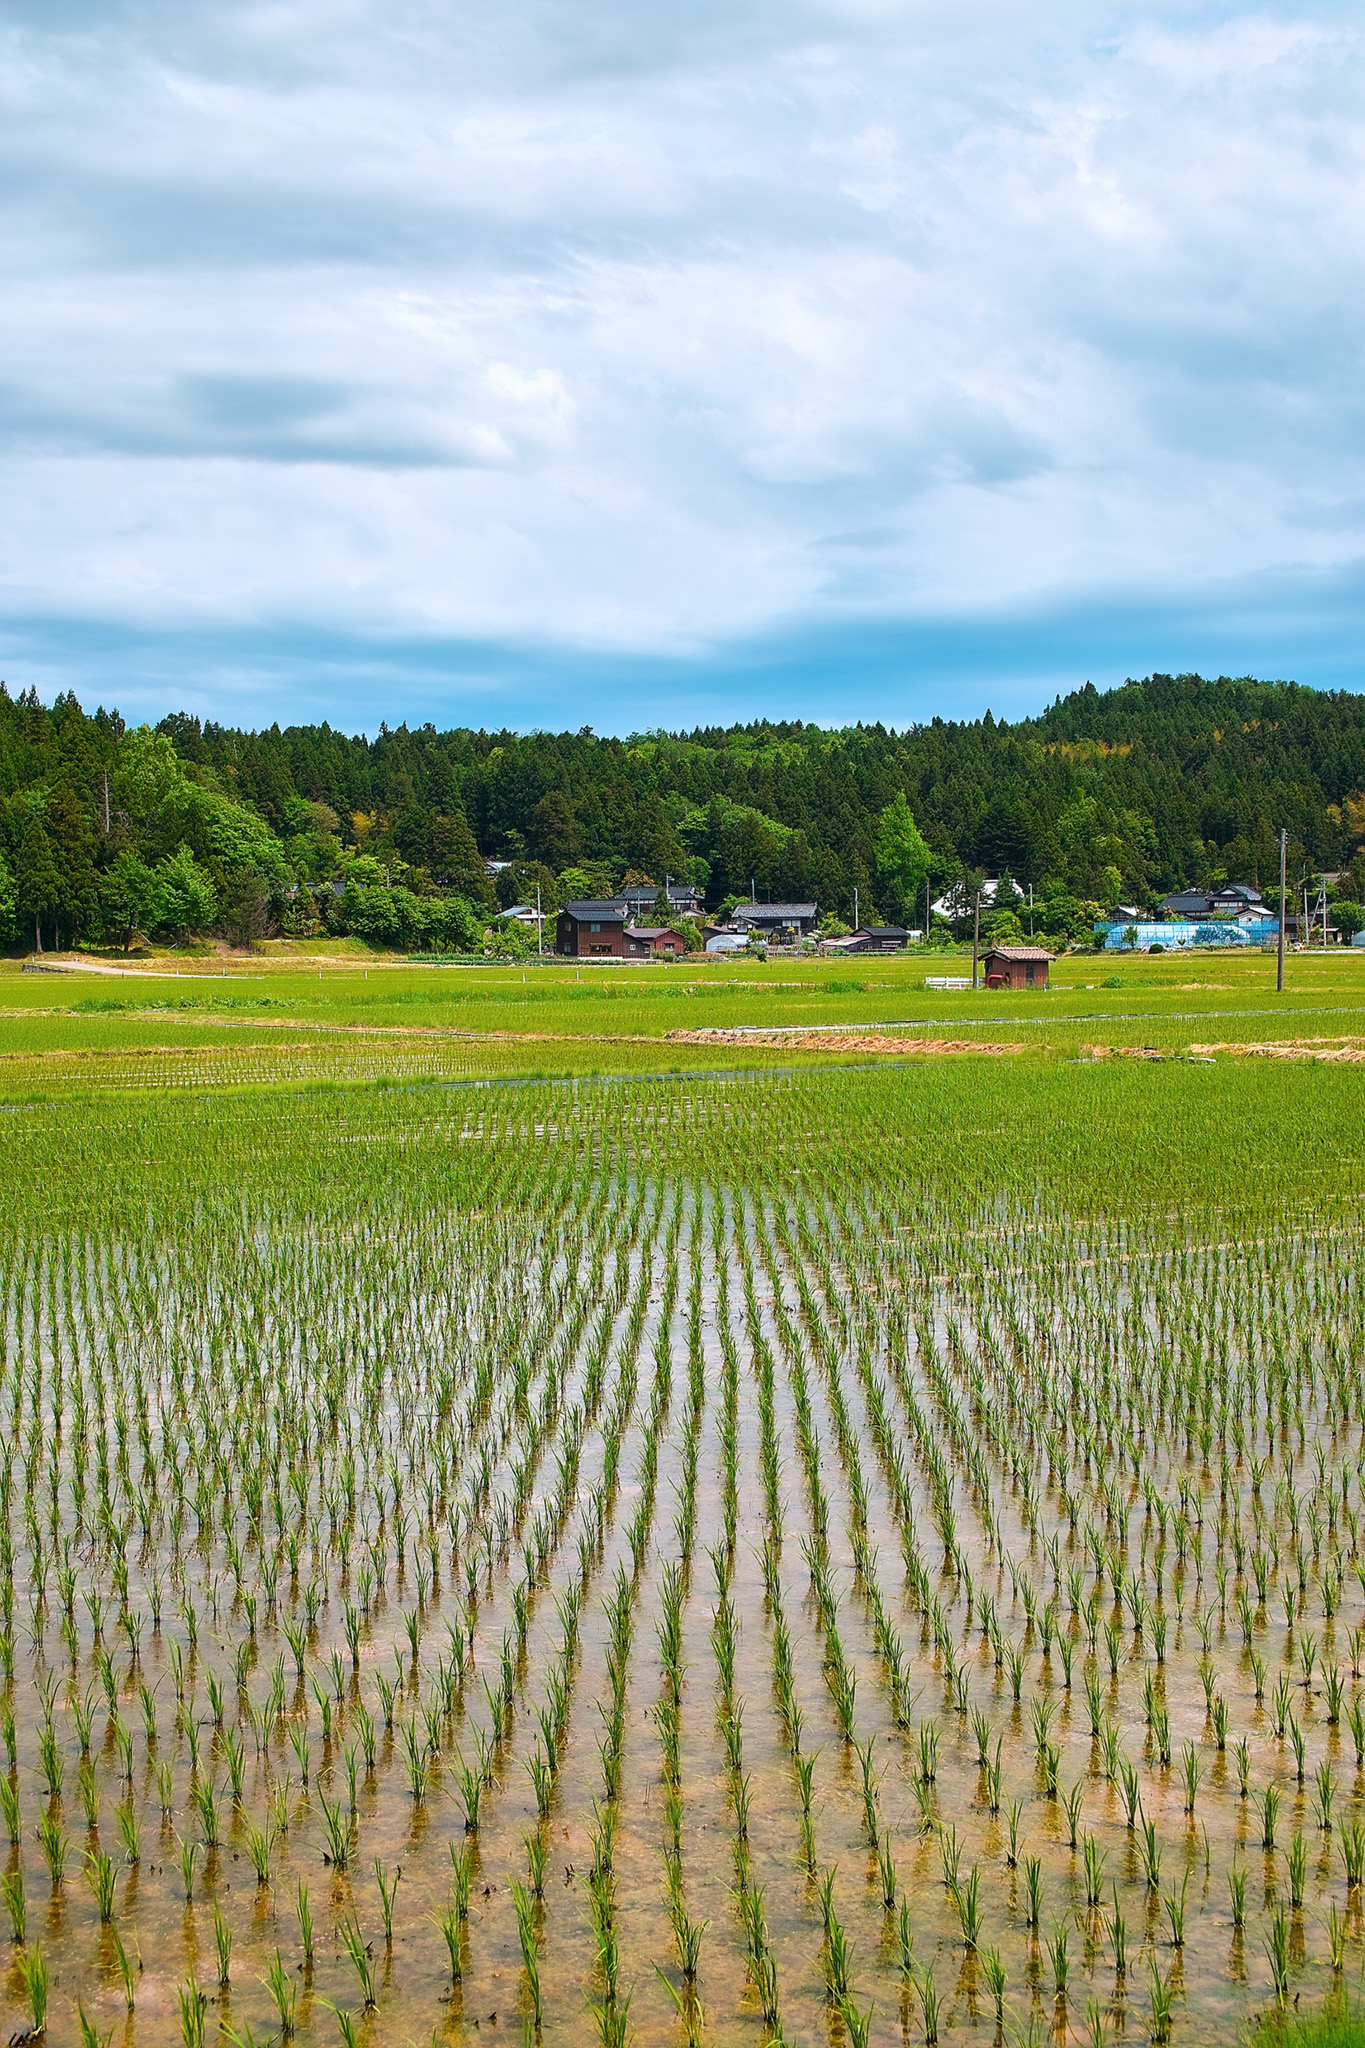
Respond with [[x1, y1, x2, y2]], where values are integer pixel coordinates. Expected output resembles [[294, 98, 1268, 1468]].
[[2, 671, 1364, 951]]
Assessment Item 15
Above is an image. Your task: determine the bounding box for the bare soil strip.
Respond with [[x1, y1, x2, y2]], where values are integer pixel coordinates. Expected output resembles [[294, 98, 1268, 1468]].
[[666, 1030, 1025, 1054], [1191, 1035, 1365, 1061]]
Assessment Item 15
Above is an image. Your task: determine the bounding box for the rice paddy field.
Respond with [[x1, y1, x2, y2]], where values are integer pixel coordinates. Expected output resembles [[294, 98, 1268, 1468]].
[[1, 947, 1364, 2046], [3, 945, 1365, 1096]]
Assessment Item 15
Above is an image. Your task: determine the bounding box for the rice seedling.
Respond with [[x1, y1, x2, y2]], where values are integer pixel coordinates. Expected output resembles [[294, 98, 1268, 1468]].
[[1315, 1760, 1337, 1833], [374, 1857, 401, 1945], [1023, 1854, 1043, 1927], [1149, 1960, 1176, 2044], [190, 1773, 222, 1847], [262, 1946, 296, 2036], [0, 1868, 25, 1945], [914, 1960, 940, 2045], [449, 1840, 472, 1920], [114, 1798, 141, 1864], [1266, 1906, 1292, 1999], [1083, 1830, 1108, 1908], [77, 2002, 112, 2048], [85, 1846, 118, 1921], [212, 1900, 233, 1986], [1181, 1740, 1204, 1812], [875, 1832, 897, 1909], [16, 1943, 48, 2038], [437, 1904, 464, 1985], [36, 1810, 67, 1885], [1138, 1811, 1163, 1889], [1229, 1861, 1247, 1926], [1260, 1784, 1282, 1852], [0, 1777, 19, 1850], [337, 1916, 378, 2009], [1327, 1898, 1347, 1972], [1108, 1887, 1128, 1977], [837, 1991, 874, 2048], [511, 1876, 542, 2028]]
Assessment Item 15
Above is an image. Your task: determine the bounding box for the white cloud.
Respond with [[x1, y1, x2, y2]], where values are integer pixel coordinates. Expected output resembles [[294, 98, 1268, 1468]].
[[0, 0, 1362, 699]]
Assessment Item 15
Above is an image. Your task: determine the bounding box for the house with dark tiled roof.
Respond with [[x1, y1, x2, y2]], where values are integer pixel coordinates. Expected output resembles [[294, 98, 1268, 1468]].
[[617, 882, 703, 920], [555, 901, 627, 956], [555, 901, 688, 958], [727, 902, 818, 941], [1159, 883, 1263, 919]]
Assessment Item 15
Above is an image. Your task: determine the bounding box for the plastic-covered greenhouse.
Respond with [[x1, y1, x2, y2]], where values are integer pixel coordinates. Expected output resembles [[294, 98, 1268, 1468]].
[[1094, 918, 1278, 952]]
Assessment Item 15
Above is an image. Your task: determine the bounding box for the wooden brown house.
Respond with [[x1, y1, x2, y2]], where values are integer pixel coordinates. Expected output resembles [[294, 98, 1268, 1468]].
[[625, 926, 685, 958], [981, 945, 1052, 990], [555, 901, 687, 958], [555, 900, 627, 957]]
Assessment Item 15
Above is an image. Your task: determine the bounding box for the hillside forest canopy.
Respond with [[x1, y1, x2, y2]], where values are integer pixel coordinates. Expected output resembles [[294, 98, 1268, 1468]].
[[2, 672, 1364, 954]]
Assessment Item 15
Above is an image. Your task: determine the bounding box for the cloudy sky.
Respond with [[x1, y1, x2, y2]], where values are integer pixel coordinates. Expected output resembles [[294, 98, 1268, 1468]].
[[2, 0, 1362, 733]]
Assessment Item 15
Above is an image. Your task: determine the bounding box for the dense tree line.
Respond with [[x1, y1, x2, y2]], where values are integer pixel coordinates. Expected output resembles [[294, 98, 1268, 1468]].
[[1, 672, 1363, 951]]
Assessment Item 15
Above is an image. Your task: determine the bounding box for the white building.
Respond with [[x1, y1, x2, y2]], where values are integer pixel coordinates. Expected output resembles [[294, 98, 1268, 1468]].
[[930, 878, 1024, 919]]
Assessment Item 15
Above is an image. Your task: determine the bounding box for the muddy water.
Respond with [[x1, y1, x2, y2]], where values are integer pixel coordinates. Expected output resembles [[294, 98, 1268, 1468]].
[[0, 1171, 1358, 2046]]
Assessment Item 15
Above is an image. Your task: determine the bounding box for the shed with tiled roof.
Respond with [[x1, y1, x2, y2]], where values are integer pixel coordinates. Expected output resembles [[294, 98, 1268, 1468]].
[[981, 945, 1053, 990]]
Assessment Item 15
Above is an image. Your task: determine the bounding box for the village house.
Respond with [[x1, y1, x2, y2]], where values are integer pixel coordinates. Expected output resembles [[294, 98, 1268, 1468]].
[[624, 926, 685, 958], [727, 901, 819, 943], [617, 882, 704, 921], [555, 900, 627, 956], [1158, 882, 1263, 919], [823, 925, 912, 954], [555, 900, 686, 958]]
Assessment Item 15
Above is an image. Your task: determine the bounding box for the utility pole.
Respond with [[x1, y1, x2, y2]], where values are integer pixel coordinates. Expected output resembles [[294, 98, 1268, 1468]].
[[1028, 882, 1034, 938], [925, 874, 931, 947], [972, 888, 981, 989], [1277, 829, 1286, 992], [536, 881, 543, 959], [853, 886, 859, 932]]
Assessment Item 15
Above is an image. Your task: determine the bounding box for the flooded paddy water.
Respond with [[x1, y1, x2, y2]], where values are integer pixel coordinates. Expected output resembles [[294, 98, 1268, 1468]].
[[0, 1064, 1362, 2045]]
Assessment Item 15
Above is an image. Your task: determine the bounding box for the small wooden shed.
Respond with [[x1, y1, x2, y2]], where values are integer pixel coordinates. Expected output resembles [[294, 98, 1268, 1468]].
[[981, 945, 1052, 990]]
